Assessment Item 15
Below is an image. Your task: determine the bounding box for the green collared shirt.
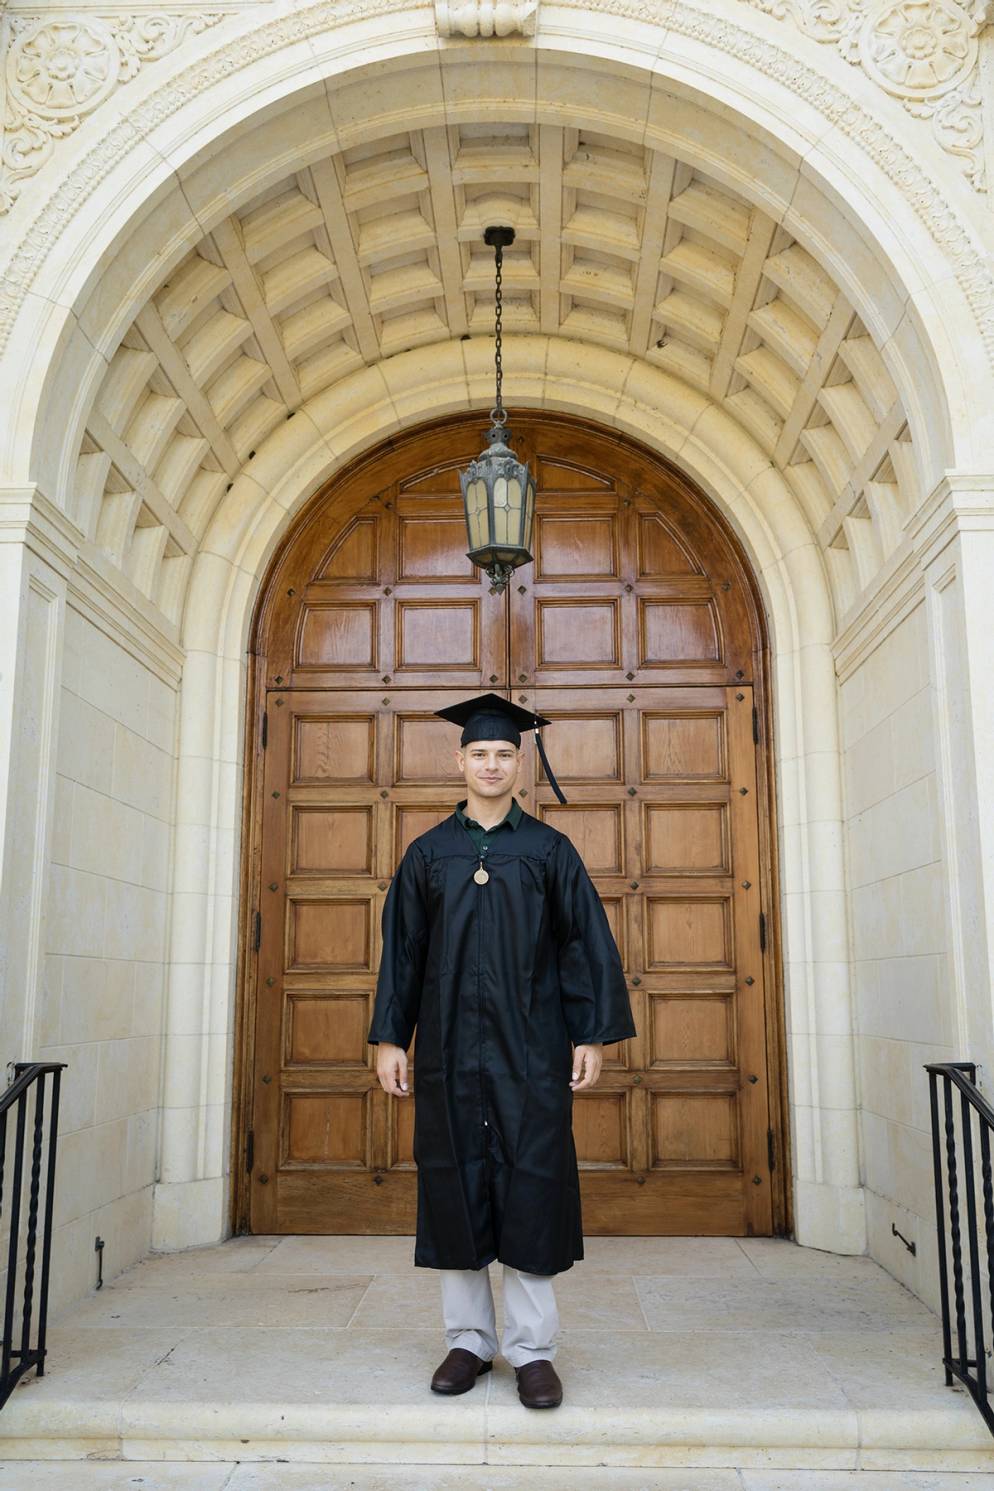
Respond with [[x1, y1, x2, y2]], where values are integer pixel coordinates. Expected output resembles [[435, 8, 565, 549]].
[[455, 795, 523, 859]]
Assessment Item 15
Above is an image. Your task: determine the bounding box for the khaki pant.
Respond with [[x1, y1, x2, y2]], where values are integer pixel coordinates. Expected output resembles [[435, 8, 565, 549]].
[[439, 1263, 560, 1367]]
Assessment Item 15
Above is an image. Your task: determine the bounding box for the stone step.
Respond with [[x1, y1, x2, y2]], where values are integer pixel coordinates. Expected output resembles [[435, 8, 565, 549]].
[[2, 1394, 992, 1473], [4, 1464, 994, 1491]]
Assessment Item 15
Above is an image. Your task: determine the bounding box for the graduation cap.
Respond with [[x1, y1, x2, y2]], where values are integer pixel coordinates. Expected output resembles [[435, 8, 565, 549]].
[[434, 691, 567, 805]]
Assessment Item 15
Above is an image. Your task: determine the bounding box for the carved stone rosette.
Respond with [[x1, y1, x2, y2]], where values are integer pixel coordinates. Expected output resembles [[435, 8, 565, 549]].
[[741, 0, 991, 191], [1, 11, 225, 213]]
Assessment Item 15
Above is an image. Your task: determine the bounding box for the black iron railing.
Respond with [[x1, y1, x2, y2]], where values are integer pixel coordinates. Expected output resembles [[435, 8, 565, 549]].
[[0, 1061, 67, 1411], [926, 1059, 994, 1436]]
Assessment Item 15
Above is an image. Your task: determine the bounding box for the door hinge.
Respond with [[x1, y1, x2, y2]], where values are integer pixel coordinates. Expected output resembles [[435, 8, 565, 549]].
[[246, 1128, 255, 1174], [759, 910, 767, 952], [752, 705, 759, 744], [767, 1127, 776, 1171], [253, 911, 262, 951], [261, 710, 268, 749]]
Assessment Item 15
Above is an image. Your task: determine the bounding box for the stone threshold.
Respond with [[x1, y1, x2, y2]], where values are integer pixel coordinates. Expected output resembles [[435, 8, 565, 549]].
[[3, 1400, 993, 1472]]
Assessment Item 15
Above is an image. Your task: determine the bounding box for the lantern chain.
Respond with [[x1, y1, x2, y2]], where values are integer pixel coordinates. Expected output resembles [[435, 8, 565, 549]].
[[492, 237, 505, 429]]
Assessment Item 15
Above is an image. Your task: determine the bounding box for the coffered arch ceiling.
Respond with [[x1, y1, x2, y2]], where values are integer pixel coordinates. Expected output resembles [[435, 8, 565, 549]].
[[73, 119, 928, 632]]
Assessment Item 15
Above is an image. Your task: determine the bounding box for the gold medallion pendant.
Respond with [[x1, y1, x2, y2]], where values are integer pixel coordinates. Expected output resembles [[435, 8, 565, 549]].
[[474, 865, 490, 884]]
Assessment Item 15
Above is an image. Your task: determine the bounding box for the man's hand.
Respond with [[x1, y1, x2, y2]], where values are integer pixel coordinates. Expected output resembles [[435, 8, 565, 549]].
[[570, 1044, 603, 1091], [376, 1043, 410, 1097]]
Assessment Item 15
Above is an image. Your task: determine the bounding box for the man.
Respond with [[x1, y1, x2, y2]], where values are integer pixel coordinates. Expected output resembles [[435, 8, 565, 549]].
[[367, 693, 635, 1409]]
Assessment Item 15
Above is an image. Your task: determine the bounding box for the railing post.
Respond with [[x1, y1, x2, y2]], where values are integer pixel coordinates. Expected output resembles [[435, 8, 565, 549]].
[[0, 1108, 6, 1236], [19, 1072, 46, 1371], [35, 1066, 62, 1376], [960, 1085, 988, 1398], [978, 1120, 994, 1387], [929, 1068, 954, 1386], [2, 1093, 28, 1385], [944, 1078, 970, 1373]]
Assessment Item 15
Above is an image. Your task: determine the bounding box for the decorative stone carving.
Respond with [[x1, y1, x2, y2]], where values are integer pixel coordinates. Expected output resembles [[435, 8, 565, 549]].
[[1, 0, 992, 377], [740, 0, 991, 191], [860, 0, 979, 96], [434, 0, 538, 34], [1, 12, 225, 213]]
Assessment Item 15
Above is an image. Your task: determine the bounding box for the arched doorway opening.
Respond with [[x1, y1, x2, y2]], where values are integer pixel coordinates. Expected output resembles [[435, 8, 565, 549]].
[[235, 411, 788, 1238]]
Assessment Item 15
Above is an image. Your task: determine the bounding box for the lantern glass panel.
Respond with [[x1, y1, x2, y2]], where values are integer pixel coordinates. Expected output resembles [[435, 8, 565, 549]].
[[523, 470, 536, 549], [466, 477, 489, 550], [492, 475, 508, 543], [507, 476, 522, 543]]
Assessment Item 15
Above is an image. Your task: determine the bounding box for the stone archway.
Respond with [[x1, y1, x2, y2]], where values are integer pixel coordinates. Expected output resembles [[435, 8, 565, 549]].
[[6, 8, 979, 1278]]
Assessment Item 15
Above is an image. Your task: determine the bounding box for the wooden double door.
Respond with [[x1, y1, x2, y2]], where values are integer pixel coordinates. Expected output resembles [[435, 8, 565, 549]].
[[242, 414, 785, 1238]]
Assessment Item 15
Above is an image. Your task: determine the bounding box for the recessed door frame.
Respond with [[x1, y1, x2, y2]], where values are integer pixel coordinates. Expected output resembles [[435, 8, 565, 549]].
[[229, 411, 791, 1238]]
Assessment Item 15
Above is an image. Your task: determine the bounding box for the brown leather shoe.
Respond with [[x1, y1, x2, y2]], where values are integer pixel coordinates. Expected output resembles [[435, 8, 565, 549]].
[[430, 1347, 493, 1395], [514, 1358, 563, 1408]]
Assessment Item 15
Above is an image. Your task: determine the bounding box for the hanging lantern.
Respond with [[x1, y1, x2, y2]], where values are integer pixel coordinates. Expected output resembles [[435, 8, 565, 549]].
[[459, 226, 537, 595]]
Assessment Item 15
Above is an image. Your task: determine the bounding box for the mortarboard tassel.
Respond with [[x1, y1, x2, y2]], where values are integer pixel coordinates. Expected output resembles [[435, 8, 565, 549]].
[[535, 727, 568, 806]]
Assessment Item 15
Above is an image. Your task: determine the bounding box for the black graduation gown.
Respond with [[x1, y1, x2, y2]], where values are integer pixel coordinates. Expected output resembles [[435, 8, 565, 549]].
[[367, 809, 636, 1275]]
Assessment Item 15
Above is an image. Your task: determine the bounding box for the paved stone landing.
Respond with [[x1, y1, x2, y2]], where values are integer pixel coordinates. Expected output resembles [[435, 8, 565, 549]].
[[1, 1236, 991, 1479]]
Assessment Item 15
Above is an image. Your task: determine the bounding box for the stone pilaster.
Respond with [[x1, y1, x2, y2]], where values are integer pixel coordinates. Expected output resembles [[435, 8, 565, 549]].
[[0, 485, 78, 1067], [908, 474, 994, 1082]]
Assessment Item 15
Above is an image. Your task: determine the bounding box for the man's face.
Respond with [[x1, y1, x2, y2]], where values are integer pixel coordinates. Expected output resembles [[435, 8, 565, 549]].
[[456, 738, 521, 798]]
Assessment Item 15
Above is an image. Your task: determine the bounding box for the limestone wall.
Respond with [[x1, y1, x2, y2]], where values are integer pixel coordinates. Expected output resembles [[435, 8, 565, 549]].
[[35, 605, 176, 1310], [841, 600, 954, 1310]]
